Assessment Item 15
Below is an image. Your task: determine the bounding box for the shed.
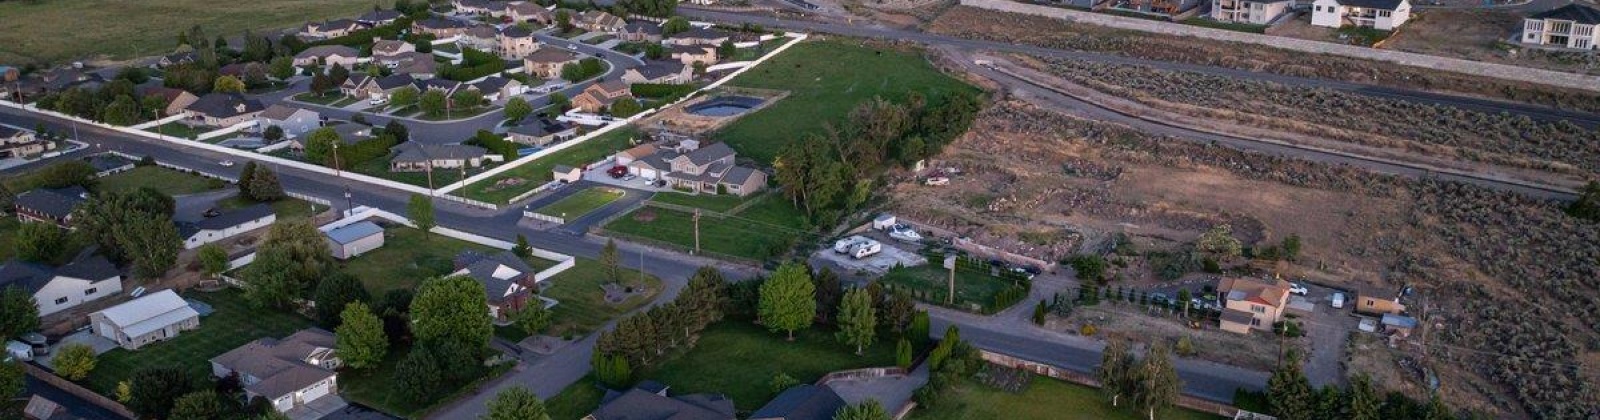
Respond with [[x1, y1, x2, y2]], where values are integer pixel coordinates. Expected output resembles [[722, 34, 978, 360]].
[[872, 214, 896, 231], [553, 165, 582, 183], [325, 221, 385, 260], [1381, 314, 1419, 338]]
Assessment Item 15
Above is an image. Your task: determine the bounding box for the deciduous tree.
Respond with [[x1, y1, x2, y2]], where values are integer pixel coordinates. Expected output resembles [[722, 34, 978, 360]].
[[484, 386, 550, 420], [759, 263, 816, 340], [198, 244, 230, 278], [169, 390, 227, 420], [408, 194, 436, 237], [53, 343, 97, 380], [513, 303, 553, 336], [1134, 344, 1181, 420], [336, 302, 388, 370], [15, 222, 65, 263], [269, 56, 296, 80], [1098, 339, 1136, 407], [419, 89, 448, 117], [314, 272, 370, 327], [128, 365, 196, 419], [0, 360, 22, 402], [834, 400, 890, 420], [1196, 224, 1242, 260], [835, 287, 877, 355], [304, 127, 340, 164], [0, 287, 39, 341], [412, 276, 493, 351], [504, 97, 534, 122], [214, 75, 246, 93], [242, 221, 334, 308], [395, 347, 442, 400], [116, 211, 182, 278]]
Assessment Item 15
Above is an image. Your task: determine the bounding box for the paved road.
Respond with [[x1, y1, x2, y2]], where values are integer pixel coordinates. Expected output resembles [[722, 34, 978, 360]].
[[680, 9, 1600, 130]]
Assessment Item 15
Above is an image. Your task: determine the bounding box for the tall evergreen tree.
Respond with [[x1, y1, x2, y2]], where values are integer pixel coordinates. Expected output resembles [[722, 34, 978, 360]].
[[1133, 344, 1181, 420], [1314, 385, 1345, 420], [1267, 353, 1316, 420], [237, 161, 258, 197], [314, 272, 370, 327], [835, 288, 878, 355], [1347, 375, 1381, 420], [813, 267, 842, 324], [1098, 339, 1137, 407], [0, 287, 40, 341], [759, 263, 816, 340], [600, 239, 621, 283]]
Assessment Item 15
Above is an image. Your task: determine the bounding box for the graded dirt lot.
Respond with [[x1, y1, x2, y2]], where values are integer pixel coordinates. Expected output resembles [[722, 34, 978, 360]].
[[1383, 9, 1600, 75], [0, 0, 385, 65]]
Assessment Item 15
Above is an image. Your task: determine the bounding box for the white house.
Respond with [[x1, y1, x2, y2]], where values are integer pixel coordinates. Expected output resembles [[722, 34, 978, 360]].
[[178, 204, 277, 249], [1521, 4, 1600, 50], [0, 252, 122, 317], [256, 105, 322, 139], [211, 328, 341, 413], [1210, 0, 1293, 25], [324, 221, 385, 260], [90, 290, 201, 350], [1311, 0, 1409, 30]]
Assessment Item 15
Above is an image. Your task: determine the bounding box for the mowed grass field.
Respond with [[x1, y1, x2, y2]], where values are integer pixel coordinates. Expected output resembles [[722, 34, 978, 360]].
[[603, 193, 807, 261], [0, 0, 386, 64], [912, 376, 1222, 420], [645, 321, 898, 411], [714, 40, 980, 164], [95, 166, 226, 196], [536, 188, 625, 220]]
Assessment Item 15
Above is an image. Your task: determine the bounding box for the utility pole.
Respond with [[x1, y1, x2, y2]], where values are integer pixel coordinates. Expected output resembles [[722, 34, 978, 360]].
[[947, 255, 956, 306], [692, 208, 700, 254]]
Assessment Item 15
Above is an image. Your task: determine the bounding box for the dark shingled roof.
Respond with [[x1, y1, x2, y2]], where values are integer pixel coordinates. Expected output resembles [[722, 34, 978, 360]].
[[177, 203, 274, 238], [0, 252, 120, 294], [590, 388, 735, 420], [185, 93, 265, 118], [391, 142, 487, 163], [750, 384, 847, 420], [1531, 3, 1600, 24], [13, 187, 88, 220], [631, 61, 687, 80], [1332, 0, 1404, 10], [452, 251, 534, 303]]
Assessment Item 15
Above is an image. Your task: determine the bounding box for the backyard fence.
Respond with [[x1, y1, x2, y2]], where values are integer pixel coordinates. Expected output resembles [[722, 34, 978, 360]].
[[22, 362, 140, 419], [978, 349, 1243, 418]]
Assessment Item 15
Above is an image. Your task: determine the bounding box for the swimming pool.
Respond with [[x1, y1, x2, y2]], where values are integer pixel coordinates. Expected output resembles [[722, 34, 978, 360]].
[[685, 96, 766, 117]]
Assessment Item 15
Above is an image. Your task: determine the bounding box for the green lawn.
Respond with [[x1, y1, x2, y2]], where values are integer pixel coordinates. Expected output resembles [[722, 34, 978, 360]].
[[603, 193, 806, 261], [143, 122, 206, 140], [879, 264, 1025, 314], [94, 165, 226, 196], [912, 375, 1222, 420], [0, 218, 19, 262], [218, 195, 326, 223], [350, 157, 477, 189], [81, 289, 314, 395], [336, 227, 498, 295], [547, 376, 607, 420], [342, 345, 511, 419], [460, 126, 640, 204], [646, 321, 898, 411], [714, 40, 980, 164], [729, 37, 791, 61], [535, 188, 626, 220], [0, 0, 381, 64], [294, 92, 350, 105], [647, 192, 753, 213], [542, 259, 662, 337]]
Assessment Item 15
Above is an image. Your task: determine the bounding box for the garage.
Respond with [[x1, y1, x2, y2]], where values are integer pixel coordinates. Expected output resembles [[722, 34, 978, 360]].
[[296, 377, 336, 405]]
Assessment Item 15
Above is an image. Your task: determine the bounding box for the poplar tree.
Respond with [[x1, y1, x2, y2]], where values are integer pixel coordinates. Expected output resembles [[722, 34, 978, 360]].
[[759, 263, 816, 341], [836, 288, 878, 355]]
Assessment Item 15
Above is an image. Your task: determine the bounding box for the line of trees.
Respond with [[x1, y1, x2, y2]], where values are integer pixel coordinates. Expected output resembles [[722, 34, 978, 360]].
[[1094, 339, 1181, 420], [1254, 353, 1455, 420], [34, 74, 168, 126], [592, 266, 728, 387]]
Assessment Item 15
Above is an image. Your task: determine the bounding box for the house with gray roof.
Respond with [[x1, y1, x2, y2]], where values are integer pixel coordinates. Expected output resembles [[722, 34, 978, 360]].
[[357, 9, 404, 26], [210, 328, 341, 414], [451, 251, 538, 322], [299, 19, 362, 40], [587, 384, 735, 420], [0, 251, 122, 317], [507, 117, 577, 146], [13, 186, 88, 227], [622, 61, 692, 85], [664, 27, 732, 46], [324, 221, 385, 259], [256, 105, 321, 140], [0, 125, 54, 159], [619, 22, 664, 42], [390, 142, 494, 172], [293, 45, 362, 69], [624, 141, 767, 196], [184, 93, 265, 127], [1521, 3, 1600, 49], [1311, 0, 1410, 30], [90, 289, 200, 350], [177, 204, 276, 249], [750, 385, 846, 420]]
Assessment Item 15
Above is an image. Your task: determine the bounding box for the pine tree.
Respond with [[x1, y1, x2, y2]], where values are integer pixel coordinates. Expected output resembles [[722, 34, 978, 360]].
[[836, 288, 878, 355], [1098, 339, 1136, 407], [1347, 375, 1381, 420], [336, 302, 388, 369], [908, 310, 930, 343], [513, 234, 532, 258], [313, 272, 369, 327], [485, 386, 550, 420], [1133, 344, 1181, 420], [1423, 392, 1451, 420], [395, 348, 441, 400], [813, 268, 842, 324], [759, 263, 816, 341], [895, 338, 913, 369], [880, 291, 915, 332], [1314, 385, 1345, 420], [600, 239, 621, 283], [1267, 353, 1316, 420], [237, 161, 257, 197]]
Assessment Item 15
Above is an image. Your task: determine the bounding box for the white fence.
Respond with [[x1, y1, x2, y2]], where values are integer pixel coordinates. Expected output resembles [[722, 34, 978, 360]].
[[128, 114, 188, 130], [524, 212, 565, 224], [324, 206, 576, 282], [195, 120, 257, 141]]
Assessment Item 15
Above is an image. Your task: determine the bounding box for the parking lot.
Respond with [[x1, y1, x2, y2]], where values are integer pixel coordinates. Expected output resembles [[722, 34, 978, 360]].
[[809, 229, 930, 282]]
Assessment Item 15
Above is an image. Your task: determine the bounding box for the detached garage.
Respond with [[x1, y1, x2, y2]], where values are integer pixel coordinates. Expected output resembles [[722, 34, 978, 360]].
[[324, 221, 385, 260]]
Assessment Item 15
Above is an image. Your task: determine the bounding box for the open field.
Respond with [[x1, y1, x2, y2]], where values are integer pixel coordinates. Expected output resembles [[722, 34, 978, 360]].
[[603, 195, 806, 261], [94, 165, 226, 196], [647, 192, 754, 213], [912, 374, 1220, 420], [536, 188, 625, 220], [645, 321, 898, 411], [81, 289, 313, 394], [0, 0, 386, 64], [460, 126, 639, 204], [336, 226, 499, 295], [714, 40, 980, 164]]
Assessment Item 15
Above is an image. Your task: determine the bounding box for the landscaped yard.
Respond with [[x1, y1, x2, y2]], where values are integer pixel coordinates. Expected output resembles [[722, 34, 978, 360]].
[[218, 195, 326, 222], [80, 289, 314, 395], [293, 91, 351, 106], [911, 375, 1221, 420], [336, 226, 499, 295], [94, 165, 226, 196], [143, 122, 206, 140], [534, 188, 625, 220], [350, 157, 479, 189], [341, 345, 512, 418], [603, 192, 807, 261], [459, 125, 640, 204], [878, 264, 1025, 314], [541, 258, 661, 337], [714, 40, 980, 164], [645, 321, 898, 411], [547, 376, 607, 420], [0, 0, 378, 64]]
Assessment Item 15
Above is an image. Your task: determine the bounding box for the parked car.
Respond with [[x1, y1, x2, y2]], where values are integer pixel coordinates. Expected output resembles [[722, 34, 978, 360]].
[[888, 224, 923, 242], [1331, 292, 1347, 309], [369, 96, 389, 106], [1009, 266, 1035, 281], [607, 166, 628, 178], [218, 160, 235, 167], [1289, 283, 1309, 295], [203, 208, 221, 218], [1149, 293, 1171, 305]]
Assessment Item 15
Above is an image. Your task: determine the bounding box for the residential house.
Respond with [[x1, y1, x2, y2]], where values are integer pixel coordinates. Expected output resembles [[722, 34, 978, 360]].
[[13, 186, 88, 227], [299, 19, 363, 40], [619, 22, 664, 43], [177, 204, 276, 249], [664, 27, 731, 46], [0, 251, 123, 318], [451, 251, 539, 321], [210, 328, 342, 413], [256, 105, 322, 139], [357, 9, 404, 26], [293, 45, 362, 69], [392, 52, 440, 79], [670, 45, 719, 66], [523, 47, 581, 79], [1521, 4, 1600, 50], [624, 141, 768, 196], [572, 79, 634, 113], [1210, 0, 1292, 25], [218, 63, 250, 78], [0, 125, 54, 159], [553, 165, 582, 183], [89, 289, 201, 350], [507, 117, 577, 146], [507, 2, 554, 24], [585, 383, 735, 420], [462, 25, 502, 52], [622, 61, 692, 85], [136, 86, 200, 117], [342, 74, 417, 102], [614, 143, 658, 166], [471, 76, 524, 102], [499, 25, 541, 59], [577, 11, 626, 33], [414, 17, 471, 38], [287, 122, 374, 151], [185, 93, 265, 127], [1216, 277, 1291, 334], [390, 142, 494, 172], [454, 0, 498, 15], [324, 221, 385, 260], [155, 52, 196, 69], [372, 40, 418, 64], [1355, 285, 1407, 315], [1311, 0, 1411, 30], [750, 384, 847, 420]]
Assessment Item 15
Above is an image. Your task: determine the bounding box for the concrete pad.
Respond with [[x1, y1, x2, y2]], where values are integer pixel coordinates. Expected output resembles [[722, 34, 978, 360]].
[[34, 331, 118, 370]]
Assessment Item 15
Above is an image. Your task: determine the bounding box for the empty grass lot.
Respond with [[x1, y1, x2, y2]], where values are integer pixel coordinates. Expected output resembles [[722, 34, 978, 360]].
[[460, 126, 640, 204], [81, 289, 314, 395], [94, 166, 226, 196], [536, 188, 625, 220], [336, 227, 499, 295], [646, 321, 898, 411], [912, 376, 1221, 420], [714, 40, 980, 164], [879, 265, 1022, 314], [143, 122, 206, 140], [0, 0, 384, 64], [648, 192, 753, 213], [604, 193, 807, 261], [498, 258, 662, 342]]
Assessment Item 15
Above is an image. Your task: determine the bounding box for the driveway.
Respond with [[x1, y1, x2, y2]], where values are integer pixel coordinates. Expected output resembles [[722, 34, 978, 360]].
[[826, 364, 929, 413]]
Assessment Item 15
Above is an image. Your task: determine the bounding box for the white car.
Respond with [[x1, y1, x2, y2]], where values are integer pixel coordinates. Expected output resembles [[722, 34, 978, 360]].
[[1289, 283, 1309, 295], [369, 96, 390, 106], [1330, 292, 1347, 309], [888, 224, 923, 243], [218, 160, 235, 167]]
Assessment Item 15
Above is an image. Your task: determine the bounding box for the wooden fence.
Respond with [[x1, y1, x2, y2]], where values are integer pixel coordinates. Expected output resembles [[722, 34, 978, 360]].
[[979, 350, 1243, 418], [22, 362, 138, 419]]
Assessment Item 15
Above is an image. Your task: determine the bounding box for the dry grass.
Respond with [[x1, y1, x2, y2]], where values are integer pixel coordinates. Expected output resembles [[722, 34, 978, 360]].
[[1383, 10, 1600, 76]]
